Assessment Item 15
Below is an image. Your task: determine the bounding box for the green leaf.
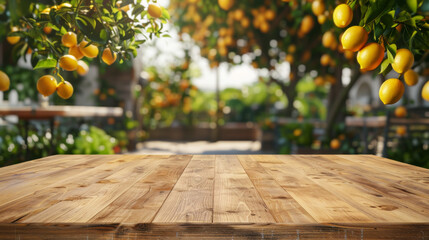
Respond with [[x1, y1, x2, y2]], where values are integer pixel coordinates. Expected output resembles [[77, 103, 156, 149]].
[[363, 0, 395, 26], [161, 8, 170, 20], [33, 58, 57, 70], [409, 30, 417, 49], [379, 58, 391, 75], [406, 0, 418, 13], [386, 44, 397, 63]]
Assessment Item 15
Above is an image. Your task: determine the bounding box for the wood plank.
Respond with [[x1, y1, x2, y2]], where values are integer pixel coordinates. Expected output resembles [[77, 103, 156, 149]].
[[0, 223, 428, 240], [90, 155, 192, 223], [153, 155, 215, 223], [0, 154, 77, 179], [20, 155, 168, 223], [213, 155, 275, 223], [237, 155, 316, 223], [278, 155, 429, 222], [0, 155, 111, 206], [314, 155, 429, 219], [0, 155, 149, 223], [338, 154, 429, 188], [253, 155, 374, 223]]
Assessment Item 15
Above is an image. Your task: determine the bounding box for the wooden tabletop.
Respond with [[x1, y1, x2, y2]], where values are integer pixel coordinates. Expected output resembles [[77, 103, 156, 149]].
[[0, 154, 428, 239], [0, 105, 123, 119]]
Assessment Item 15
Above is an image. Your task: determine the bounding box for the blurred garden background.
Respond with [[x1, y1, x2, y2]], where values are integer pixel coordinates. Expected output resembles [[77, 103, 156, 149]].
[[0, 0, 429, 168]]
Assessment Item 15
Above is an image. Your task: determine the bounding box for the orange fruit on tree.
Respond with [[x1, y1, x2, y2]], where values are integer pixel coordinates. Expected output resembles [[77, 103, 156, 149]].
[[61, 32, 77, 47], [300, 15, 314, 34], [379, 78, 404, 105], [392, 48, 414, 74], [0, 70, 10, 91], [341, 26, 368, 52], [69, 45, 84, 60], [396, 126, 406, 136], [37, 75, 57, 97], [265, 9, 276, 21], [311, 0, 325, 16], [43, 26, 52, 34], [318, 14, 327, 24], [293, 129, 302, 137], [330, 139, 341, 150], [320, 54, 331, 66], [59, 54, 78, 71], [394, 106, 407, 118], [76, 60, 89, 76], [343, 50, 354, 60], [288, 44, 296, 53], [357, 43, 384, 71], [148, 4, 162, 18], [314, 76, 325, 86], [79, 40, 99, 58], [7, 26, 20, 45], [285, 54, 294, 64], [218, 0, 234, 11], [333, 4, 353, 28], [422, 81, 429, 101], [322, 31, 336, 49], [102, 48, 117, 65], [404, 69, 418, 86], [56, 81, 74, 99]]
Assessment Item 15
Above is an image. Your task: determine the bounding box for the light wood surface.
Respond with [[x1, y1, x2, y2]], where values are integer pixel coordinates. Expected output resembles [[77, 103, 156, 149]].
[[0, 106, 123, 119], [0, 154, 428, 239]]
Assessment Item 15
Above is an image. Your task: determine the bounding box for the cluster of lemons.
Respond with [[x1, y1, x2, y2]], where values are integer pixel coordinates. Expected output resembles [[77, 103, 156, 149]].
[[1, 2, 164, 100], [36, 31, 118, 100], [332, 3, 428, 104]]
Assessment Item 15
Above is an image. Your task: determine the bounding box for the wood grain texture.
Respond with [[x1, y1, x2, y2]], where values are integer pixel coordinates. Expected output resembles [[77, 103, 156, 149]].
[[213, 155, 276, 223], [153, 155, 215, 223], [0, 154, 428, 239]]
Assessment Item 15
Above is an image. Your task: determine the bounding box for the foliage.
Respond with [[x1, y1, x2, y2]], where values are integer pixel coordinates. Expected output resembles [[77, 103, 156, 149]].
[[69, 126, 117, 154], [388, 136, 429, 168], [277, 122, 314, 154]]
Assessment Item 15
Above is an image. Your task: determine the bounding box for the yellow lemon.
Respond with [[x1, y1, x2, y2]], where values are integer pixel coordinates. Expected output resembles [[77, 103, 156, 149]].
[[56, 81, 74, 99], [300, 15, 314, 34], [59, 55, 78, 71], [396, 126, 406, 136], [314, 76, 325, 86], [320, 54, 331, 66], [37, 75, 57, 97], [69, 45, 84, 60], [0, 70, 10, 91], [293, 129, 302, 137], [392, 48, 414, 74], [102, 48, 117, 65], [422, 81, 429, 101], [341, 26, 368, 52], [318, 14, 327, 24], [330, 139, 341, 149], [333, 4, 353, 28], [357, 43, 384, 71], [404, 69, 418, 86], [322, 31, 336, 49], [61, 32, 77, 47], [148, 4, 162, 18], [79, 40, 99, 58], [394, 106, 407, 118], [379, 78, 404, 104], [311, 0, 325, 16], [77, 60, 89, 76], [218, 0, 234, 11], [7, 26, 20, 45]]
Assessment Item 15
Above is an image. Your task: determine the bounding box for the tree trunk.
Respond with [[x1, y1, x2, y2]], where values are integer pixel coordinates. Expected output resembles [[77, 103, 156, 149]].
[[325, 66, 361, 140]]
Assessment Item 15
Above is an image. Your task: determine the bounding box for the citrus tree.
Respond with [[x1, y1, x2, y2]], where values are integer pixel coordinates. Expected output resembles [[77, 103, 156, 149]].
[[0, 0, 170, 99], [170, 0, 429, 142]]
